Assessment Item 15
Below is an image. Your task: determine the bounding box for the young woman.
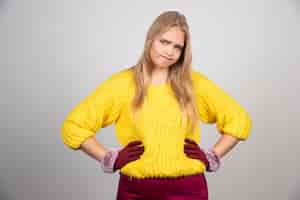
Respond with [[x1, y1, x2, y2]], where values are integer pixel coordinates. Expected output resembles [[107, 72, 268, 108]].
[[61, 11, 252, 200]]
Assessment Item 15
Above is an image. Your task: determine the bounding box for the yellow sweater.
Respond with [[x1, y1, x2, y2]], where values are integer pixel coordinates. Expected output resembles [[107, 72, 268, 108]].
[[61, 68, 252, 178]]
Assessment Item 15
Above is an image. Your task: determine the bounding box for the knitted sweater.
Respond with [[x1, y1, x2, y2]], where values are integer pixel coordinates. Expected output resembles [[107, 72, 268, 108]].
[[61, 68, 252, 179]]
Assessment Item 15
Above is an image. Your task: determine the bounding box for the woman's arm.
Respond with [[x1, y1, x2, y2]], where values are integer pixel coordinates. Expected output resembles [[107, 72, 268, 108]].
[[212, 134, 240, 159], [80, 136, 109, 162], [61, 72, 124, 150]]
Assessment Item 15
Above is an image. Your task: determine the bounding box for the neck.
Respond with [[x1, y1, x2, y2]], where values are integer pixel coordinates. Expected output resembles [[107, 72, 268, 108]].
[[142, 63, 170, 84], [151, 67, 169, 84]]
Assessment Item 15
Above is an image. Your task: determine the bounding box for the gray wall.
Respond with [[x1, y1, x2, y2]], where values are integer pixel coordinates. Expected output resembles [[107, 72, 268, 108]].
[[1, 0, 299, 199]]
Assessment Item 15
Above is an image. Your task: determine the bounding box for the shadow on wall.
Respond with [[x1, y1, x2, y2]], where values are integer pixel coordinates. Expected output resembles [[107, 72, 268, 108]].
[[0, 178, 15, 200], [0, 0, 8, 13], [0, 0, 5, 8], [289, 180, 300, 200], [290, 0, 300, 11], [289, 190, 300, 200]]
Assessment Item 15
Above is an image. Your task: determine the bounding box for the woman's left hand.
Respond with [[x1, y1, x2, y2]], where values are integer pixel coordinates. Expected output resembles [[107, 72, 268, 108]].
[[184, 138, 210, 169]]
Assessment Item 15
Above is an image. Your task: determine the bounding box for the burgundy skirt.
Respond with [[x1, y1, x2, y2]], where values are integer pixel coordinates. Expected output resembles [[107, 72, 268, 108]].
[[116, 172, 208, 200]]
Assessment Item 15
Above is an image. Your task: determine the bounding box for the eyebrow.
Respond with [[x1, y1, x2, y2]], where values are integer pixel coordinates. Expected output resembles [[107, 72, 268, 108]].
[[160, 38, 184, 49]]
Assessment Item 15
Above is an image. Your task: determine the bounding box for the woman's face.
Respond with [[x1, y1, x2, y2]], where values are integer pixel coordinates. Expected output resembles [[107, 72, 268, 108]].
[[149, 27, 185, 70]]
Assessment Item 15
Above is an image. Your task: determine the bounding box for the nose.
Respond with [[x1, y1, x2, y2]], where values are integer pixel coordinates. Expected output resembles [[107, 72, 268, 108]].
[[165, 46, 174, 57]]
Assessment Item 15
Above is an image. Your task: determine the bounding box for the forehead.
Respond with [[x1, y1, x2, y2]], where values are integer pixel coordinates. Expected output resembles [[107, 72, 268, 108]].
[[158, 27, 185, 45]]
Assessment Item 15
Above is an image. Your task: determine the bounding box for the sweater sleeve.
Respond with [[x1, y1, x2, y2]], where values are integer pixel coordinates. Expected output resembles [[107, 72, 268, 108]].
[[192, 70, 252, 141], [61, 73, 123, 150]]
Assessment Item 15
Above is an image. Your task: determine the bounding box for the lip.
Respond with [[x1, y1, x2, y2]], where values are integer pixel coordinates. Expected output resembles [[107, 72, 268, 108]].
[[160, 55, 173, 61]]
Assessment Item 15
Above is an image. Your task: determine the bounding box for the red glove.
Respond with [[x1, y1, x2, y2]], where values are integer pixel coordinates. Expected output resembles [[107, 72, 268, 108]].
[[184, 138, 209, 168], [184, 138, 221, 172], [113, 140, 144, 171]]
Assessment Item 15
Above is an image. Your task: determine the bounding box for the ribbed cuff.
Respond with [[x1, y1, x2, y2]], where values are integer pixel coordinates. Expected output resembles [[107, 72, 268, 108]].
[[204, 148, 221, 172], [99, 148, 121, 173]]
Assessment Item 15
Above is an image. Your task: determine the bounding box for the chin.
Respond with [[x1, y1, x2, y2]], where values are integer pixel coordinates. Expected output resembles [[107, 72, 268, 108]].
[[154, 62, 171, 69], [155, 65, 169, 70]]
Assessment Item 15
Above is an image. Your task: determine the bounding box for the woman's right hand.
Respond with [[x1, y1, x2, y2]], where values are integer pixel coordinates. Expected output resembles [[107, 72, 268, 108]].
[[113, 140, 144, 171]]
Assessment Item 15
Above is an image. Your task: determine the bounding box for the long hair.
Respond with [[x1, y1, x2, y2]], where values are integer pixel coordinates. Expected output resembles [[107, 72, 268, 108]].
[[130, 10, 200, 133]]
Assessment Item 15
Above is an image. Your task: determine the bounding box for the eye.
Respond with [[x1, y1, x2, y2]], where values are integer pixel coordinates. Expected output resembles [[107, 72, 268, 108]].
[[160, 40, 167, 44], [175, 46, 183, 51]]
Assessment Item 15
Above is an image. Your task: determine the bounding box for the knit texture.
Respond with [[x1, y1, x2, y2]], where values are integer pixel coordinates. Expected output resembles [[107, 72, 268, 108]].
[[61, 68, 252, 179]]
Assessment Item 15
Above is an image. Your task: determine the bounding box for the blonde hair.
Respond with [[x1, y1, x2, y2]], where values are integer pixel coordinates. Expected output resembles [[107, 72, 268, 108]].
[[130, 10, 200, 133]]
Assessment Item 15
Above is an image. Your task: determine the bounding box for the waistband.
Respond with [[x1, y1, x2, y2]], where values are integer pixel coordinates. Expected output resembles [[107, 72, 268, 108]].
[[119, 172, 205, 182]]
